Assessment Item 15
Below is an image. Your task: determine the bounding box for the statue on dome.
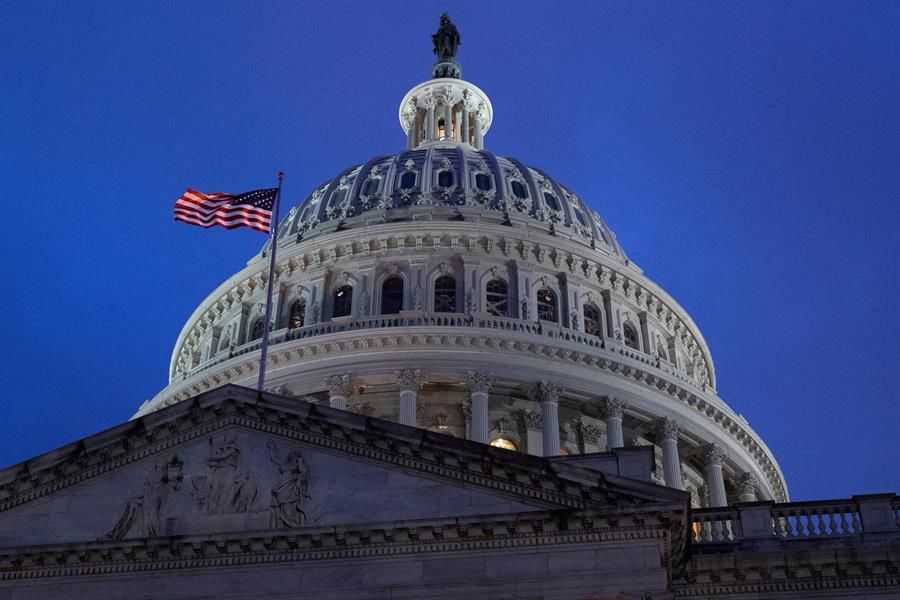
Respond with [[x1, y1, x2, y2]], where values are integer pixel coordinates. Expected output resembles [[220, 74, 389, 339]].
[[432, 13, 461, 62]]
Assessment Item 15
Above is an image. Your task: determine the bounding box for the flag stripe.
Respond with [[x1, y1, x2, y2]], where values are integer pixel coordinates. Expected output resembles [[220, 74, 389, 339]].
[[173, 187, 276, 235]]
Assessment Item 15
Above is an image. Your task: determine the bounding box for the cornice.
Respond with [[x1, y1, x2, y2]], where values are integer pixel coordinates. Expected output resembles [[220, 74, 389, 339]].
[[2, 387, 682, 514], [0, 507, 682, 581]]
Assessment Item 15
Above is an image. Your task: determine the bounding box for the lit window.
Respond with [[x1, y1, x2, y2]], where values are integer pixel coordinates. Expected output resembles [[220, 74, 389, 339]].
[[490, 438, 517, 451], [511, 180, 528, 199], [333, 285, 353, 318], [438, 170, 454, 188], [434, 275, 456, 313], [475, 173, 491, 191], [289, 299, 306, 329], [400, 171, 416, 189], [560, 447, 575, 456], [623, 322, 639, 350], [438, 118, 446, 139], [537, 288, 558, 322], [381, 276, 404, 314], [583, 304, 602, 336], [485, 279, 508, 317]]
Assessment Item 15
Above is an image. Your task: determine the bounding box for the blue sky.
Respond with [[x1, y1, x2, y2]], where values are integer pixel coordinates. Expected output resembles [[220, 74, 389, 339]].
[[1, 1, 898, 501]]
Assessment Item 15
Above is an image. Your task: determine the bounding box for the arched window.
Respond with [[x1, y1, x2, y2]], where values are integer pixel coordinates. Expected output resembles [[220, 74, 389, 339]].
[[623, 322, 639, 350], [438, 170, 454, 188], [330, 188, 347, 208], [583, 304, 602, 337], [657, 337, 669, 360], [475, 173, 491, 191], [511, 180, 528, 199], [333, 285, 353, 318], [438, 118, 446, 139], [250, 318, 265, 341], [289, 299, 306, 329], [381, 277, 404, 314], [574, 209, 588, 226], [485, 279, 508, 317], [537, 288, 558, 322], [434, 275, 457, 313], [218, 334, 231, 352], [490, 438, 517, 451], [400, 171, 416, 189]]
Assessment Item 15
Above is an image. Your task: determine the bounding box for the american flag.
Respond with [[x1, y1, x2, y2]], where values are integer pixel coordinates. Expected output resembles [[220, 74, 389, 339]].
[[174, 188, 278, 234]]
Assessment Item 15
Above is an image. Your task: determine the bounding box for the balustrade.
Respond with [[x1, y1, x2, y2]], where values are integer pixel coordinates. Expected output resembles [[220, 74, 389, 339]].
[[691, 496, 897, 545]]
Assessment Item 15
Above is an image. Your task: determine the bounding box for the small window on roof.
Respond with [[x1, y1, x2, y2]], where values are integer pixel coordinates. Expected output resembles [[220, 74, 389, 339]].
[[438, 170, 454, 188], [543, 191, 560, 211], [400, 171, 416, 189], [362, 178, 379, 196], [574, 210, 587, 226], [475, 173, 491, 191], [511, 180, 528, 199], [330, 188, 347, 207]]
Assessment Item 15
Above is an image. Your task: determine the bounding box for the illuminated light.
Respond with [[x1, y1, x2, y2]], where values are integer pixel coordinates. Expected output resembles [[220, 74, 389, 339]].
[[490, 438, 517, 451]]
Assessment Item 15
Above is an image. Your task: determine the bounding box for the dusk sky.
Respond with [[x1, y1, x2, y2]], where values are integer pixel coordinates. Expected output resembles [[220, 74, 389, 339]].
[[2, 1, 898, 501]]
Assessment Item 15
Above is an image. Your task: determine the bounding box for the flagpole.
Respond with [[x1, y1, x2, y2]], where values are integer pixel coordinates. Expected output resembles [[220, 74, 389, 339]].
[[257, 171, 284, 393]]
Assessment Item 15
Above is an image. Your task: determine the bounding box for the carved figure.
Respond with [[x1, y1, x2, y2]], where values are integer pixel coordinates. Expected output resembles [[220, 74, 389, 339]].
[[432, 13, 461, 61], [191, 432, 258, 516], [103, 455, 183, 540], [267, 442, 311, 528]]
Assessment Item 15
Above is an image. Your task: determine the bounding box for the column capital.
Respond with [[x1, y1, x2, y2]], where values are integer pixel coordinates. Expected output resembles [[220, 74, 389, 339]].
[[324, 373, 354, 398], [601, 396, 628, 419], [578, 421, 601, 443], [532, 380, 562, 404], [738, 472, 759, 496], [699, 443, 727, 467], [655, 416, 680, 440], [395, 368, 423, 393], [466, 371, 494, 394], [520, 408, 543, 429], [460, 400, 472, 420]]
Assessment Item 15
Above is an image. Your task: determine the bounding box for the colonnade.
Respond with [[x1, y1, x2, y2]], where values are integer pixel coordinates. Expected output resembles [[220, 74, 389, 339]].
[[323, 371, 755, 507]]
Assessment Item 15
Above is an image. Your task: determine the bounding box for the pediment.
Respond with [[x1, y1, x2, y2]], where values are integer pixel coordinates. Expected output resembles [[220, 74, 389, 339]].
[[0, 385, 686, 549]]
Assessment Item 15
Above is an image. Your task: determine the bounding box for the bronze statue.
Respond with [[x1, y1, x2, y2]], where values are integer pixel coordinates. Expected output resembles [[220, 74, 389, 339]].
[[432, 13, 461, 62]]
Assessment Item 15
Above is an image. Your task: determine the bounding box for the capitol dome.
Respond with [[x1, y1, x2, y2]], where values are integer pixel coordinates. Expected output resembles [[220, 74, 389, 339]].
[[139, 16, 787, 507]]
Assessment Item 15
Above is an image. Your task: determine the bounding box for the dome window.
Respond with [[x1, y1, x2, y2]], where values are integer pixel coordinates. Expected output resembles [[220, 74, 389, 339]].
[[574, 210, 587, 226], [289, 299, 306, 329], [543, 191, 560, 212], [400, 171, 416, 189], [490, 437, 517, 451], [537, 288, 558, 323], [485, 279, 508, 317], [475, 173, 492, 191], [623, 322, 639, 350], [333, 285, 353, 318], [511, 180, 528, 199], [381, 276, 404, 314], [362, 178, 379, 197], [434, 275, 457, 313], [330, 188, 347, 208], [437, 170, 454, 188], [657, 336, 669, 361], [438, 118, 446, 139], [583, 304, 602, 337]]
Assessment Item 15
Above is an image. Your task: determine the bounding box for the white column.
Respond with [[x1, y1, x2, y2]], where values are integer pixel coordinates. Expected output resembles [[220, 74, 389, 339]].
[[454, 109, 462, 142], [472, 115, 482, 149], [602, 397, 627, 450], [443, 102, 453, 140], [522, 409, 543, 456], [462, 107, 470, 144], [396, 368, 422, 426], [656, 417, 684, 490], [701, 443, 728, 507], [533, 380, 562, 456], [325, 373, 353, 410], [424, 98, 435, 142], [466, 371, 493, 444], [738, 472, 759, 503]]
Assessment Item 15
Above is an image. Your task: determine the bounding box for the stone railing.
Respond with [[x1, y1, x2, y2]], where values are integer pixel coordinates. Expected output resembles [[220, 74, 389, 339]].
[[183, 312, 703, 387], [691, 494, 899, 544]]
